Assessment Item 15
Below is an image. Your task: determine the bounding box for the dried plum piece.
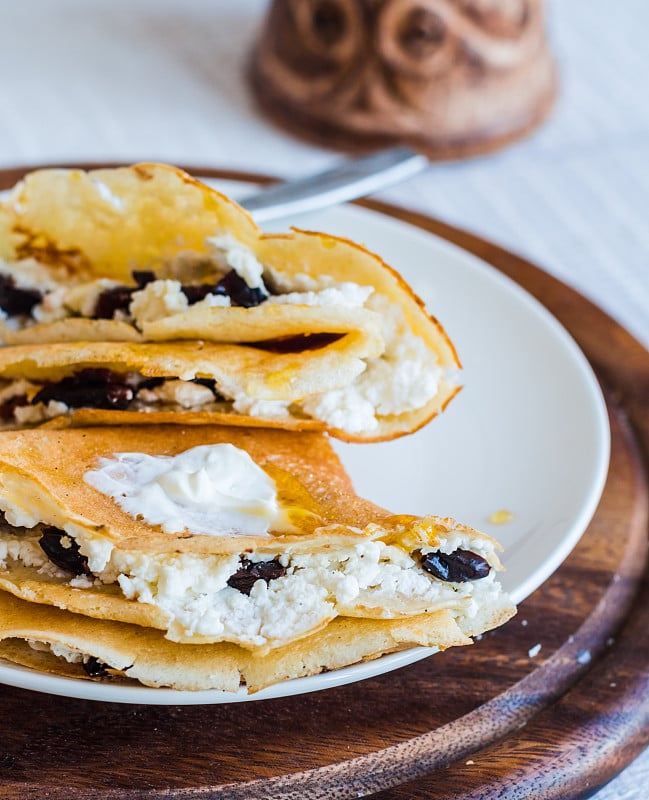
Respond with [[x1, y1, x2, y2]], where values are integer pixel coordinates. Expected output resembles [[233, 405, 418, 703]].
[[251, 333, 343, 354], [227, 558, 287, 596], [418, 549, 491, 582], [93, 270, 155, 319], [181, 282, 226, 305], [93, 286, 135, 319], [82, 657, 112, 679], [39, 527, 92, 576], [132, 270, 156, 289], [182, 268, 273, 308], [48, 383, 133, 410], [217, 270, 268, 308], [71, 368, 116, 384], [94, 266, 269, 316], [32, 369, 134, 411], [0, 274, 43, 316]]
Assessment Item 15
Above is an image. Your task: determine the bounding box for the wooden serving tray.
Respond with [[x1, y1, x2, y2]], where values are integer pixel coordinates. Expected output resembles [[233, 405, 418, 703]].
[[0, 166, 647, 800]]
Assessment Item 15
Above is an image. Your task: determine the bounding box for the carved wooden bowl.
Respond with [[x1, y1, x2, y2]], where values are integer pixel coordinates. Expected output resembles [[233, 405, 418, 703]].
[[249, 0, 558, 159]]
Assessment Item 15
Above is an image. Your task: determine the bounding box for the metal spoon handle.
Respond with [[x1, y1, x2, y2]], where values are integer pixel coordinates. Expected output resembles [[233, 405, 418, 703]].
[[240, 147, 427, 224]]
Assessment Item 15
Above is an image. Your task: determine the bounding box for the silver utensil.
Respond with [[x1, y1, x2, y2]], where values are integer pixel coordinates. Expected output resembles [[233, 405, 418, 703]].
[[240, 147, 427, 224]]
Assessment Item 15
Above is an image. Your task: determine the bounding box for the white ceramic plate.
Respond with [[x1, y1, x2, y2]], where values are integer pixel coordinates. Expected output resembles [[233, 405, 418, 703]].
[[0, 186, 610, 704]]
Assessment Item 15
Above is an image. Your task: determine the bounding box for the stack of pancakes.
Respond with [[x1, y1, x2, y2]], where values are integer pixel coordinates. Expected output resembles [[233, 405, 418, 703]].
[[0, 165, 515, 692]]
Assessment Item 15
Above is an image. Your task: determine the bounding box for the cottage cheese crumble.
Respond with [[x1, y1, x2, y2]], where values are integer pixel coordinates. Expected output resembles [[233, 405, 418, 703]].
[[129, 279, 189, 324], [266, 283, 373, 308], [135, 380, 215, 409], [207, 233, 267, 290], [301, 295, 443, 433], [0, 524, 499, 646]]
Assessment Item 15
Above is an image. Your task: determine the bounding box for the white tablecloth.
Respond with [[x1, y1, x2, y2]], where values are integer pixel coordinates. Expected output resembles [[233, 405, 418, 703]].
[[1, 0, 648, 796]]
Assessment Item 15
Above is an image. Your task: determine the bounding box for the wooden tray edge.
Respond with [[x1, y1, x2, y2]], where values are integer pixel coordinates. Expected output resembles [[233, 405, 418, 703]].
[[1, 166, 647, 800]]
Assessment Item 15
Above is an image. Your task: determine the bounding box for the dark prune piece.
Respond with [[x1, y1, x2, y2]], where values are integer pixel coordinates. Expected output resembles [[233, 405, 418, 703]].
[[0, 274, 42, 316], [24, 368, 137, 414], [132, 270, 156, 288], [0, 394, 27, 420], [191, 378, 223, 400], [419, 549, 491, 582], [252, 333, 343, 354], [217, 270, 267, 308], [82, 657, 111, 678], [93, 286, 134, 319], [227, 558, 287, 596], [88, 384, 132, 410], [74, 368, 116, 384], [181, 282, 226, 305], [94, 271, 157, 318], [39, 527, 92, 576], [32, 369, 133, 411]]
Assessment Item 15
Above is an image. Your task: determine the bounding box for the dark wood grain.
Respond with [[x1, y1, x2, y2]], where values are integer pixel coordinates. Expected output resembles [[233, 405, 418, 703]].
[[0, 166, 647, 800]]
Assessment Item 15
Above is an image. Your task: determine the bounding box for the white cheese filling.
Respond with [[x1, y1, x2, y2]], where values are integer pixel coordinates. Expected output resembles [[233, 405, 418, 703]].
[[0, 533, 69, 579], [128, 280, 235, 326], [0, 299, 444, 433], [0, 524, 499, 647], [0, 258, 61, 291], [207, 234, 266, 290], [0, 240, 447, 434], [26, 640, 87, 664], [25, 639, 125, 675], [135, 380, 215, 409], [301, 294, 444, 433], [129, 279, 189, 323], [0, 376, 72, 427], [34, 279, 123, 323], [265, 283, 373, 308], [0, 373, 292, 428]]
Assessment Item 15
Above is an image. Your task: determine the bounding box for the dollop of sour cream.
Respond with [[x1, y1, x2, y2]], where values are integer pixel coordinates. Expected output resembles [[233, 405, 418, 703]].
[[84, 444, 279, 537]]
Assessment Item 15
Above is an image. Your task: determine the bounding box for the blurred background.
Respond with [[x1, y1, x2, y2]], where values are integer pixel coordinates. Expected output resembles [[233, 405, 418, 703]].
[[0, 0, 646, 350]]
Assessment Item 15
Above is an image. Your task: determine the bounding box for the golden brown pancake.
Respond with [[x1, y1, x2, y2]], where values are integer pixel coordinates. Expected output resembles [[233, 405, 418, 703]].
[[0, 426, 514, 653], [0, 164, 460, 441], [0, 331, 380, 434], [0, 591, 476, 693]]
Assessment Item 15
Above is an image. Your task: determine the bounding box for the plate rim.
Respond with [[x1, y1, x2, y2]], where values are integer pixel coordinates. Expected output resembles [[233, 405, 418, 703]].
[[0, 168, 610, 705]]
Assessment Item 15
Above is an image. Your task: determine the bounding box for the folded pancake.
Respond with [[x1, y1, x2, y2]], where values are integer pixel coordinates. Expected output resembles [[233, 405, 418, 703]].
[[0, 426, 514, 656], [0, 591, 471, 692], [0, 164, 460, 440], [0, 331, 381, 434]]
